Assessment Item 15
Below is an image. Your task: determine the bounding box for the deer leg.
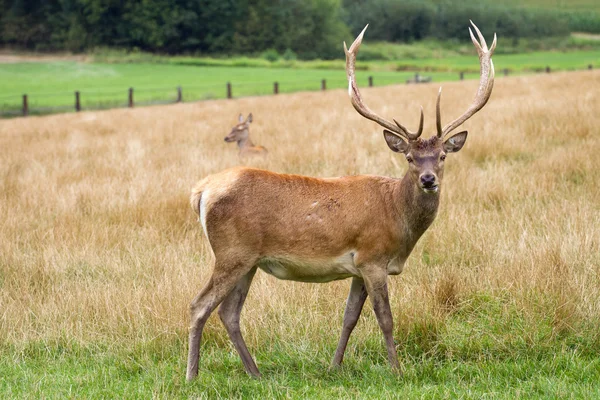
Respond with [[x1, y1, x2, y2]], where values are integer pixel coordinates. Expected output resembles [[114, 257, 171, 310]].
[[331, 277, 368, 367], [218, 266, 261, 378], [362, 269, 401, 371], [186, 260, 255, 381]]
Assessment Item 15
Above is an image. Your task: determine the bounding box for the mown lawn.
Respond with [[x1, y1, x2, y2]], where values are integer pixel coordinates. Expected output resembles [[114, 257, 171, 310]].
[[0, 62, 468, 113], [1, 48, 599, 115]]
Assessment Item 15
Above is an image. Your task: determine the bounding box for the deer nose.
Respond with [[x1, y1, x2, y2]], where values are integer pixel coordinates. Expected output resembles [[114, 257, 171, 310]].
[[420, 173, 436, 188]]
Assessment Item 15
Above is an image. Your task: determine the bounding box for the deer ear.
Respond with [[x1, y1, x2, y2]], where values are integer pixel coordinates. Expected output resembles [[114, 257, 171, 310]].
[[238, 114, 244, 123], [247, 113, 253, 123], [383, 130, 409, 153], [443, 131, 468, 153]]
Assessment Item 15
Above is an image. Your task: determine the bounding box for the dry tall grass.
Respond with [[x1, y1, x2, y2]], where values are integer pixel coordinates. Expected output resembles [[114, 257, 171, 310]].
[[1, 71, 599, 360]]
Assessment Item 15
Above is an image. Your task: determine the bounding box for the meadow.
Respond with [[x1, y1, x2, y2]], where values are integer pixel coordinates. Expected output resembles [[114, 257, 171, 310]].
[[1, 69, 599, 398], [480, 0, 600, 13], [1, 45, 599, 116], [0, 61, 470, 115]]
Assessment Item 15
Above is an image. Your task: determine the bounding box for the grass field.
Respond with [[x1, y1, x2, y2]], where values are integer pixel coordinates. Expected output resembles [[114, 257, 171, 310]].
[[1, 46, 599, 116], [480, 0, 600, 12], [1, 70, 600, 398], [0, 62, 474, 114]]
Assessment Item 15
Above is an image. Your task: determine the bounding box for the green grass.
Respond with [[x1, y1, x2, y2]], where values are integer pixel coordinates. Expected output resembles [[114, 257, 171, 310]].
[[1, 46, 599, 116], [394, 50, 600, 72], [3, 295, 600, 398], [479, 0, 600, 13], [0, 62, 476, 114], [3, 343, 599, 398], [428, 0, 600, 14]]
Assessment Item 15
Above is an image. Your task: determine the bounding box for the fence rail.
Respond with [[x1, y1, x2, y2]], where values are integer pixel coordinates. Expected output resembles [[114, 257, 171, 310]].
[[0, 65, 594, 118]]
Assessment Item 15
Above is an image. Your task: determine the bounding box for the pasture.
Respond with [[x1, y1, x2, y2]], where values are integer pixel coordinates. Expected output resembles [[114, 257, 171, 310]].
[[1, 47, 599, 115], [0, 62, 465, 114], [1, 70, 600, 398]]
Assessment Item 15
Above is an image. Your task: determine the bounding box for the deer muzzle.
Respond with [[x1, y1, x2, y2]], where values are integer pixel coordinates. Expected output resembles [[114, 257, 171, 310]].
[[419, 173, 439, 193]]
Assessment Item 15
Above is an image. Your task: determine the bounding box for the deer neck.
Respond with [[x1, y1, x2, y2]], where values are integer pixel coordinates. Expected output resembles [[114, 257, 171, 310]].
[[237, 136, 254, 150], [394, 172, 440, 241]]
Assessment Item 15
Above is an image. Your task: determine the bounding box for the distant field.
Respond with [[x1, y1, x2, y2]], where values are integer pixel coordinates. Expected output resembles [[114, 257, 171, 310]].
[[1, 70, 599, 397], [0, 62, 471, 115], [494, 0, 600, 12], [429, 0, 600, 13], [1, 48, 598, 116]]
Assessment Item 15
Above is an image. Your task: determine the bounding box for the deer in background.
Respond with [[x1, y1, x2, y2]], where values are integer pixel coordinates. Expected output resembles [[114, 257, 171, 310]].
[[224, 113, 268, 159], [187, 21, 496, 380]]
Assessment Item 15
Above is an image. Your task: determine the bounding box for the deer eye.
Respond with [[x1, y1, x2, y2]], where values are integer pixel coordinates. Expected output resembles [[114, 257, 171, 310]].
[[440, 154, 446, 161], [406, 156, 414, 164]]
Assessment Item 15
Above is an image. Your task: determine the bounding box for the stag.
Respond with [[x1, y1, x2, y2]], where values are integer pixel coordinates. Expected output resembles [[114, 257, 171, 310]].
[[224, 113, 268, 159], [187, 21, 496, 380]]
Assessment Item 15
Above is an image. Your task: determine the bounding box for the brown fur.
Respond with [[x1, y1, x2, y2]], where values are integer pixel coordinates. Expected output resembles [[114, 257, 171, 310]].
[[186, 132, 464, 380], [224, 113, 268, 159], [187, 22, 494, 381]]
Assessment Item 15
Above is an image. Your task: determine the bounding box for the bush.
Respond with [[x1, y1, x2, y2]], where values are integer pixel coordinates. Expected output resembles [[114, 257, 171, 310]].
[[261, 49, 280, 62], [567, 11, 600, 33], [283, 48, 297, 61]]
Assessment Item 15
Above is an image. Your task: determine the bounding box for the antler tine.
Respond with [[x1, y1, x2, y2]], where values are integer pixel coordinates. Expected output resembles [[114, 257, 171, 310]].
[[436, 87, 443, 137], [469, 19, 487, 52], [440, 21, 496, 137], [345, 25, 423, 140], [393, 106, 423, 140]]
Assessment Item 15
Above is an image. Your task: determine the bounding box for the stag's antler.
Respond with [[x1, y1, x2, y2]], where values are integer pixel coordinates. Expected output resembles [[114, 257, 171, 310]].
[[344, 25, 423, 141], [436, 21, 496, 138]]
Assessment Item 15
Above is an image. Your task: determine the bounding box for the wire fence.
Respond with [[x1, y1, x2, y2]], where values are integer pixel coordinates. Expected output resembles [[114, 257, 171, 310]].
[[0, 65, 594, 118]]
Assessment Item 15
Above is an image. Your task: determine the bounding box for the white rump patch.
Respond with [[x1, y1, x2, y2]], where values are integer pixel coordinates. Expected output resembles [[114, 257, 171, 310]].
[[199, 188, 210, 245]]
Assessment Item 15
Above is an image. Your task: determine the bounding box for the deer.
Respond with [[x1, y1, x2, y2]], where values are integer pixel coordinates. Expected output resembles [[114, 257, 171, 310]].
[[224, 113, 268, 159], [187, 21, 496, 380]]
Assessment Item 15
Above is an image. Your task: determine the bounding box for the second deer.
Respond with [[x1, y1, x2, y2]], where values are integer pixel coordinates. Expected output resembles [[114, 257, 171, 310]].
[[224, 113, 268, 159]]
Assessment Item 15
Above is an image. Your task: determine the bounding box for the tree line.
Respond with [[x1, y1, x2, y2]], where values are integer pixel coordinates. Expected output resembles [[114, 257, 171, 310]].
[[0, 0, 587, 59]]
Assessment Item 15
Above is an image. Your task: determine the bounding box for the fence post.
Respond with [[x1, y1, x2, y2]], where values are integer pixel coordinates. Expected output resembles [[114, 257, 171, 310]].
[[227, 82, 232, 99], [274, 82, 279, 95], [589, 64, 593, 70], [22, 94, 28, 117], [176, 86, 182, 102], [504, 68, 509, 76], [459, 72, 464, 80], [321, 79, 326, 91], [545, 66, 551, 73], [128, 87, 134, 107], [75, 91, 81, 112], [368, 76, 373, 87]]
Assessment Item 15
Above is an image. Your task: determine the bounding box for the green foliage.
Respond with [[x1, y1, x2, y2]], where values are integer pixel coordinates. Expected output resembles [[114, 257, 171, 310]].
[[343, 0, 571, 42], [566, 11, 600, 33], [343, 0, 436, 42], [2, 0, 599, 58], [283, 48, 298, 61], [261, 49, 280, 62], [0, 0, 349, 58], [232, 0, 350, 59]]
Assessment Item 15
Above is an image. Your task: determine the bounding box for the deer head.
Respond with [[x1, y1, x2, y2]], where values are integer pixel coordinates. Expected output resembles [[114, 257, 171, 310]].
[[345, 21, 495, 194], [224, 113, 253, 144]]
